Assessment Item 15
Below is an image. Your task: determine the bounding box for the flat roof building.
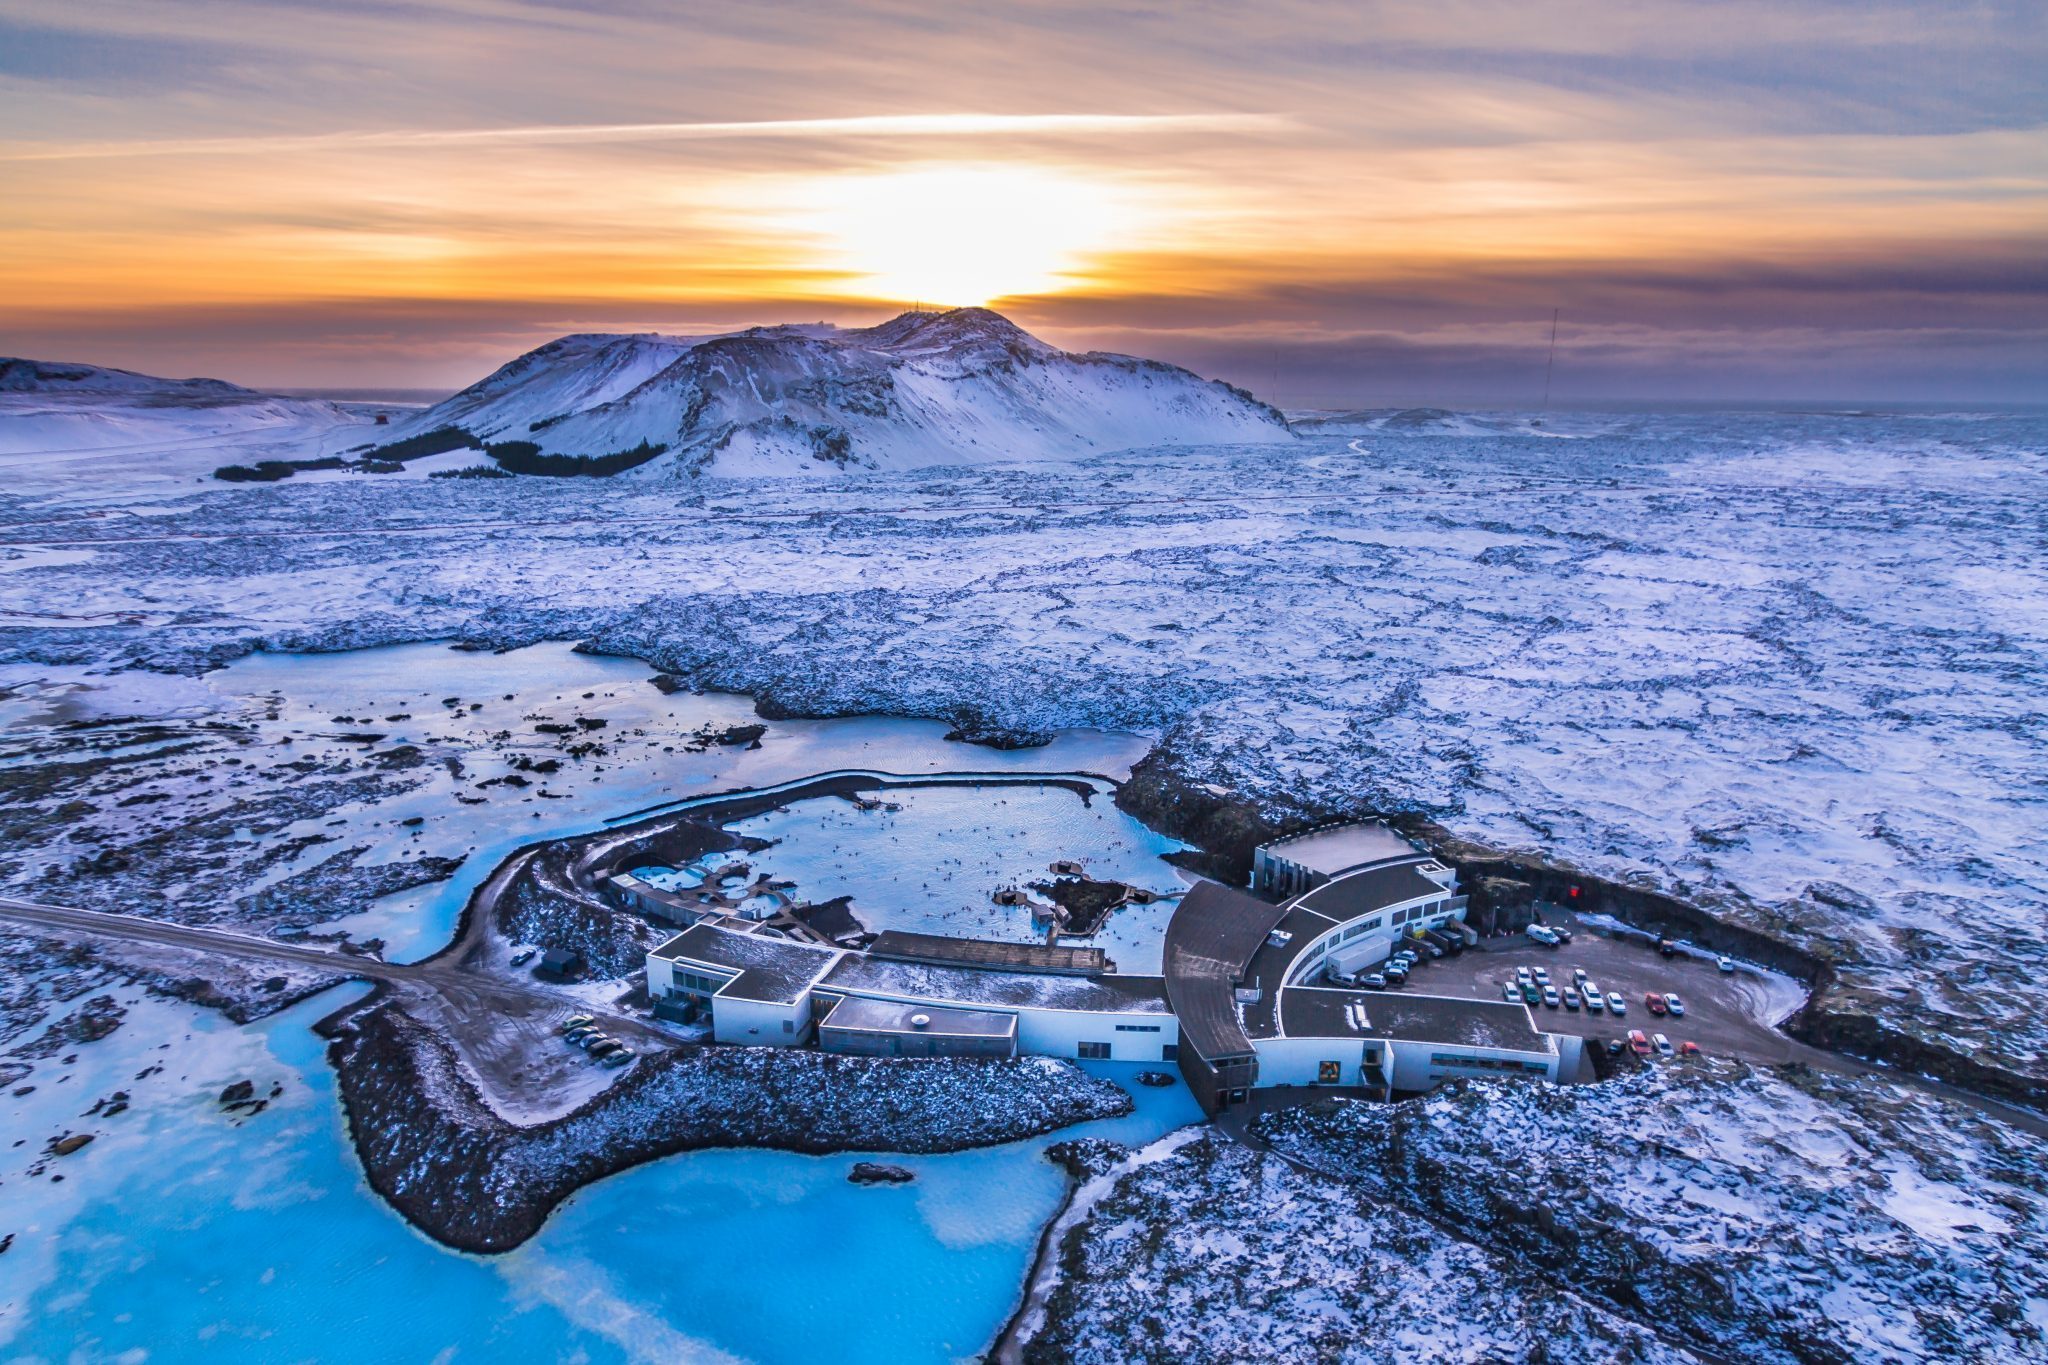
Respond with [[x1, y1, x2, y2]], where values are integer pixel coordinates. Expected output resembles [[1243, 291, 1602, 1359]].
[[1253, 819, 1421, 898], [817, 996, 1018, 1059]]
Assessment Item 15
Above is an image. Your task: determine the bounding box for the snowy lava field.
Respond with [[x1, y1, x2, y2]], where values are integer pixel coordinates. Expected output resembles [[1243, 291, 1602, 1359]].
[[1, 335, 2045, 1361]]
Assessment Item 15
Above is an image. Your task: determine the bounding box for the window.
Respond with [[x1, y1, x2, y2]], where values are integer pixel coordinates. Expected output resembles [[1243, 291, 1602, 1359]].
[[1161, 1043, 1178, 1062], [1363, 1048, 1381, 1067], [1077, 1041, 1111, 1060], [782, 1019, 794, 1034], [1115, 1023, 1161, 1033], [1317, 1060, 1341, 1084]]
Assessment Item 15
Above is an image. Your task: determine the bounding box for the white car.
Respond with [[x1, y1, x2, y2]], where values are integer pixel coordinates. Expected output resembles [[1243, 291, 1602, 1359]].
[[1532, 967, 1551, 984], [1583, 991, 1604, 1013], [1515, 966, 1533, 983], [1607, 992, 1627, 1015], [1652, 1032, 1674, 1056], [1503, 983, 1522, 1003], [1665, 993, 1687, 1017], [1718, 956, 1735, 973], [1542, 986, 1560, 1008]]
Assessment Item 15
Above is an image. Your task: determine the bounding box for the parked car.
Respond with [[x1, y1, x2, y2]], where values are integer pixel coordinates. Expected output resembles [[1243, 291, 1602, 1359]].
[[1550, 926, 1573, 944], [1717, 956, 1735, 973], [1532, 967, 1551, 984], [1583, 991, 1605, 1014], [1572, 967, 1588, 983], [1606, 1038, 1627, 1056], [1607, 992, 1627, 1015], [1665, 993, 1686, 1017], [1525, 924, 1557, 945], [1522, 983, 1543, 1005], [576, 1032, 612, 1052], [1543, 986, 1560, 1008], [563, 1026, 597, 1044], [602, 1049, 635, 1068], [1562, 987, 1581, 1011], [1679, 1041, 1702, 1058], [1627, 1029, 1652, 1055], [560, 1014, 594, 1033], [510, 948, 537, 967], [1645, 992, 1667, 1016], [1652, 1033, 1674, 1057], [1658, 937, 1678, 957], [587, 1039, 623, 1059], [1515, 966, 1534, 983], [1581, 980, 1600, 1001], [1503, 983, 1522, 1003], [1363, 973, 1387, 990]]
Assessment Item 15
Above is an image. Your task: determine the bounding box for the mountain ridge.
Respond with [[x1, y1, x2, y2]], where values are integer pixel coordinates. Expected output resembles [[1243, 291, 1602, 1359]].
[[394, 307, 1291, 476]]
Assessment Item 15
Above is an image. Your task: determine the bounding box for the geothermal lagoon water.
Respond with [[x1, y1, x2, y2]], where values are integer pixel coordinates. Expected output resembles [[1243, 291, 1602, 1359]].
[[1, 643, 1201, 1361]]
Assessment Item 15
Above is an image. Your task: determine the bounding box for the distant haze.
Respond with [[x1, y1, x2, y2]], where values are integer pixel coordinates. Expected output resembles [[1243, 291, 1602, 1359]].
[[1, 2, 2042, 403]]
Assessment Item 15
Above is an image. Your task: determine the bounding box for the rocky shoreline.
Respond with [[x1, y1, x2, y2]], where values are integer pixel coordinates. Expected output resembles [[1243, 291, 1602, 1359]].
[[1004, 1061, 2048, 1363], [319, 995, 1133, 1254]]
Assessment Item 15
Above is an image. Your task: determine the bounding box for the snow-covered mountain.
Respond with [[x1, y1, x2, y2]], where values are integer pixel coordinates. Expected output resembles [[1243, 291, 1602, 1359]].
[[0, 357, 259, 397], [398, 308, 1291, 475], [0, 357, 367, 493]]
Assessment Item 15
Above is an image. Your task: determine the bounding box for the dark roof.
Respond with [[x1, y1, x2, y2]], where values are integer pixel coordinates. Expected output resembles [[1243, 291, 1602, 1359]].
[[1161, 880, 1290, 1063], [652, 923, 840, 1005], [819, 996, 1018, 1039], [1280, 986, 1551, 1053], [1239, 905, 1343, 1040], [868, 930, 1106, 976], [825, 954, 1170, 1014], [1295, 859, 1452, 923]]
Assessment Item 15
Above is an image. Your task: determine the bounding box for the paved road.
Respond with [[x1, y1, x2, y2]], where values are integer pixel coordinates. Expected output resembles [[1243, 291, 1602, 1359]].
[[0, 894, 680, 1108]]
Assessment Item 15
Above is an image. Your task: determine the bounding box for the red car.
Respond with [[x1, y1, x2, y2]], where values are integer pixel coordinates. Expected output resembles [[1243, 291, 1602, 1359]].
[[1679, 1041, 1702, 1058], [1627, 1029, 1652, 1056], [1644, 992, 1668, 1016]]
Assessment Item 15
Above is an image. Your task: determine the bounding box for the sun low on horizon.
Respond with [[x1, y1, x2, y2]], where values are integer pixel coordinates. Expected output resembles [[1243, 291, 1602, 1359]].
[[0, 1, 2040, 403], [754, 163, 1157, 310]]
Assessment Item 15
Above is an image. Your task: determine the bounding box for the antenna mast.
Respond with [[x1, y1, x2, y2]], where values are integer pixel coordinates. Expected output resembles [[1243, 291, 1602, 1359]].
[[1542, 309, 1559, 409]]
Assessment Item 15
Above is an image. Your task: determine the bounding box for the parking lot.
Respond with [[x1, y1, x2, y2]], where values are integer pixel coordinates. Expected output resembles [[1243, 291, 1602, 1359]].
[[1382, 910, 1812, 1070]]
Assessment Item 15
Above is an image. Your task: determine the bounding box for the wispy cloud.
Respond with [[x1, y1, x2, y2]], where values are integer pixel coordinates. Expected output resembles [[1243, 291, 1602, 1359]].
[[0, 111, 1294, 162]]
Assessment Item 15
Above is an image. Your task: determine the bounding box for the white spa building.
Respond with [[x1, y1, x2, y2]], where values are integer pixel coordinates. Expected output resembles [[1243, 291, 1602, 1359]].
[[638, 821, 1579, 1114]]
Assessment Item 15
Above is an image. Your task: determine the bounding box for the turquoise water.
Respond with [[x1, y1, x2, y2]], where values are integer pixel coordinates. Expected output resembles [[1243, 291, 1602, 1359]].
[[728, 781, 1190, 971], [4, 984, 1200, 1362], [2, 643, 1192, 1361]]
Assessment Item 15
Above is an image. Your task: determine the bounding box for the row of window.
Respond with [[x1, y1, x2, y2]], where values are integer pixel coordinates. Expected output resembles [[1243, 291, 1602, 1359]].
[[1114, 1023, 1161, 1033], [1078, 1041, 1178, 1061], [1429, 1053, 1550, 1076], [674, 970, 728, 995]]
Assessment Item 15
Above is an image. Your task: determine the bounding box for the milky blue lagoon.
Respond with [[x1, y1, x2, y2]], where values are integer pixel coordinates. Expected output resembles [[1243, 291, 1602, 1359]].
[[4, 983, 1198, 1363], [2, 643, 1193, 1362]]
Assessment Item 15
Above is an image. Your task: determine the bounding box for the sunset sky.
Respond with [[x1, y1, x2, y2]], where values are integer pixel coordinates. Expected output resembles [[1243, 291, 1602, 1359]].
[[2, 0, 2043, 403]]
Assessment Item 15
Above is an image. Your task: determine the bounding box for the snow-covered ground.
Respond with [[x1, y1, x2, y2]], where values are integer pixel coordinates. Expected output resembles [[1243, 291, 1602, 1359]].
[[0, 359, 380, 502], [2, 391, 2045, 1360], [1019, 1058, 2048, 1362], [3, 404, 2041, 1084]]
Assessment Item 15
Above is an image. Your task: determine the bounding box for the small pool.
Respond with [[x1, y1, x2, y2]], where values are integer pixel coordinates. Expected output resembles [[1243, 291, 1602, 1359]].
[[727, 781, 1192, 973]]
